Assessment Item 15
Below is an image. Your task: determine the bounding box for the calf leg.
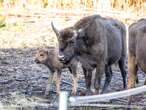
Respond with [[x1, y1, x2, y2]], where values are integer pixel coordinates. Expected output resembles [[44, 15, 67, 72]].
[[101, 66, 112, 93], [56, 70, 61, 95], [72, 74, 78, 95], [118, 57, 127, 89], [127, 55, 138, 108], [45, 72, 54, 96]]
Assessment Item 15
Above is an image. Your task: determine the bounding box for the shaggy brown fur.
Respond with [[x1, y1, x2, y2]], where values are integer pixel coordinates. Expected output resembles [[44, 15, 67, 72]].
[[35, 49, 78, 95], [127, 18, 146, 107], [51, 15, 127, 94]]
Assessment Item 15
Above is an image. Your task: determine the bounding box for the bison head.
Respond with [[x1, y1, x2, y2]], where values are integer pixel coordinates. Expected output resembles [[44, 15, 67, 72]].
[[51, 22, 88, 64]]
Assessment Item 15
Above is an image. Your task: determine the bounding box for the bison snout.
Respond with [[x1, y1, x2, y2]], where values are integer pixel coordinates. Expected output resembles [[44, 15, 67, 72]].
[[34, 59, 40, 63], [58, 54, 66, 61]]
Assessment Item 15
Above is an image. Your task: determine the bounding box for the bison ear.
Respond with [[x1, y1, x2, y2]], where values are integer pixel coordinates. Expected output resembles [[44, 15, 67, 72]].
[[77, 24, 89, 38], [73, 30, 78, 38], [51, 22, 60, 39], [77, 28, 86, 38], [67, 30, 78, 42]]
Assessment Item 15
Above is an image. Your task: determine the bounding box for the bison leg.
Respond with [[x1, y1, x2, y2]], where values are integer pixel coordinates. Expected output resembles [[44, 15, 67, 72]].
[[94, 64, 104, 94], [101, 66, 112, 93], [118, 58, 127, 89], [127, 55, 138, 107], [136, 75, 139, 84], [69, 65, 78, 95], [45, 72, 54, 96], [56, 70, 61, 95], [72, 74, 78, 95], [93, 60, 105, 94], [144, 79, 146, 85], [94, 75, 101, 94], [135, 66, 139, 84], [52, 71, 57, 81], [83, 67, 92, 95]]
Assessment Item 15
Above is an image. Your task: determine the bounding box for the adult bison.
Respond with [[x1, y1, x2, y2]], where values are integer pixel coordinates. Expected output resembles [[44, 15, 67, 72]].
[[51, 15, 127, 94], [127, 18, 146, 106]]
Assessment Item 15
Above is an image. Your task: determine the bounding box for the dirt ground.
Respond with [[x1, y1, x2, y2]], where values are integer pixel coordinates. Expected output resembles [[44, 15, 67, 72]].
[[1, 48, 146, 110], [1, 9, 146, 110]]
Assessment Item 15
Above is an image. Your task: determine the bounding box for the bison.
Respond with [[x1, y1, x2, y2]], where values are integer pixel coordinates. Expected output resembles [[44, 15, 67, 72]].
[[51, 15, 127, 94], [35, 49, 78, 95], [127, 18, 146, 106], [35, 48, 97, 95]]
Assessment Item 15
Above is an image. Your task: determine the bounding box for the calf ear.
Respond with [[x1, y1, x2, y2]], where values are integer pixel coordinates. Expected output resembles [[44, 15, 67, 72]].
[[51, 22, 60, 39]]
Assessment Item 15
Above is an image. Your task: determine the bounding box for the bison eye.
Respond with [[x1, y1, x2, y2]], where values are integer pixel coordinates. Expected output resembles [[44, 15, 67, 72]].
[[69, 40, 74, 44]]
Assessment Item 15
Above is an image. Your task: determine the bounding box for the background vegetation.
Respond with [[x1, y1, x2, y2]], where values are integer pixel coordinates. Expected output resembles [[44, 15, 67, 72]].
[[0, 0, 146, 10], [0, 0, 146, 48]]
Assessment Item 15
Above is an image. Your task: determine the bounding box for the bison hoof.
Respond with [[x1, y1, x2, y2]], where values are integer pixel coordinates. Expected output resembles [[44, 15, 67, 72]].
[[71, 91, 77, 96], [78, 90, 86, 96]]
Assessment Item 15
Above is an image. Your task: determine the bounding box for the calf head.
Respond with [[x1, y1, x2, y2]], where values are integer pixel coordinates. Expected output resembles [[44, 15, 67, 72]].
[[35, 50, 49, 64], [35, 50, 55, 72], [51, 22, 88, 64]]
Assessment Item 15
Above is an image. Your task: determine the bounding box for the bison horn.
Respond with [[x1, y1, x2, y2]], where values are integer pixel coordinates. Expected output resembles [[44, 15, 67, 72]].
[[51, 22, 60, 37]]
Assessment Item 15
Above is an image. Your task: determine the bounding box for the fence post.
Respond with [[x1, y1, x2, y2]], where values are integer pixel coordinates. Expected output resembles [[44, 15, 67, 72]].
[[59, 91, 69, 110]]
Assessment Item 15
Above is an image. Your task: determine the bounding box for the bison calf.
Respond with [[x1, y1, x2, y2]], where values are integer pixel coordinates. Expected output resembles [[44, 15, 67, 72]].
[[35, 49, 78, 95]]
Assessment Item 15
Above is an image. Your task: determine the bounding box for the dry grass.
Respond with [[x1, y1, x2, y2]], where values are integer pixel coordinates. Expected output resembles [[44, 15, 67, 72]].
[[0, 0, 146, 48], [0, 0, 146, 10], [0, 10, 59, 48]]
